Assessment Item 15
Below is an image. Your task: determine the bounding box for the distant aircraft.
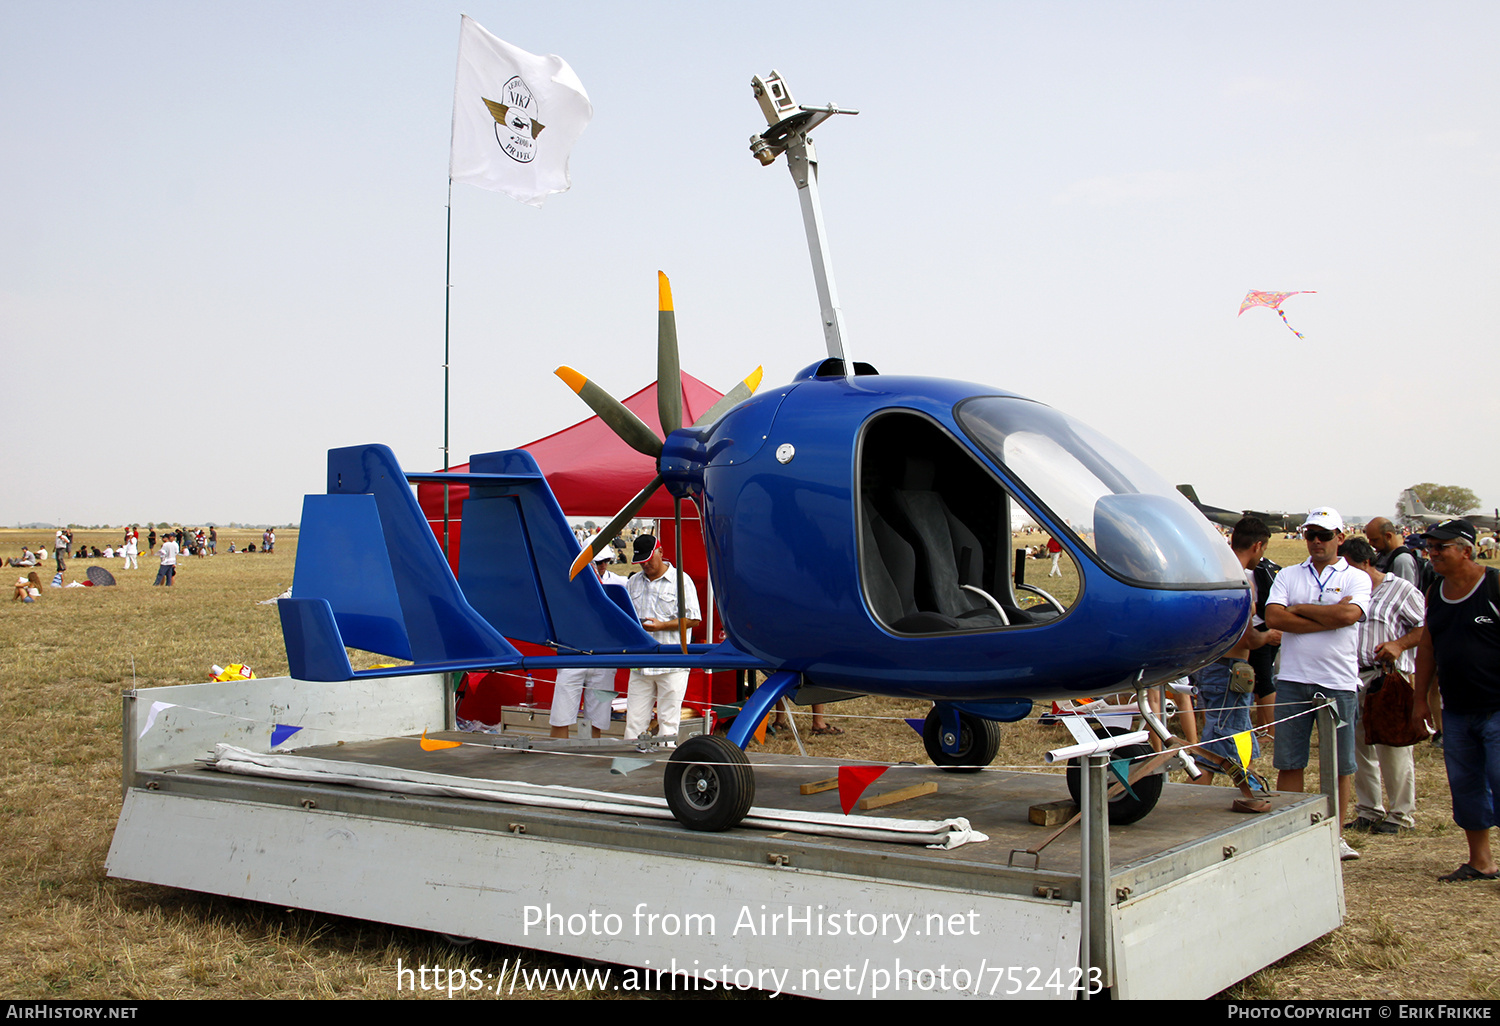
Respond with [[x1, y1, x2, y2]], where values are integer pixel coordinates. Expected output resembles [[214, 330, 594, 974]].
[[1176, 485, 1299, 533], [1398, 489, 1500, 533]]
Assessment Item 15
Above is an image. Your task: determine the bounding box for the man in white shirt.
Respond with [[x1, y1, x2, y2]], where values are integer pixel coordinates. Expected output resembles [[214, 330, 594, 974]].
[[1266, 507, 1372, 860], [624, 533, 701, 743], [550, 547, 630, 739], [154, 536, 180, 586]]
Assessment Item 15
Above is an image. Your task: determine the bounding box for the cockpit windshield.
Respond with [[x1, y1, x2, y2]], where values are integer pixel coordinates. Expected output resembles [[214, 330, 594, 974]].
[[957, 397, 1246, 588]]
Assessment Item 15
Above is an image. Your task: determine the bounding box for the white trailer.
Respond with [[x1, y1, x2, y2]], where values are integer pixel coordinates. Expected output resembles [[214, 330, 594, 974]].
[[107, 673, 1344, 999]]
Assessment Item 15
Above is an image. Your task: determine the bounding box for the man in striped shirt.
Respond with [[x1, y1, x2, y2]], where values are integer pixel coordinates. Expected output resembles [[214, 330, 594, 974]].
[[1339, 538, 1425, 834]]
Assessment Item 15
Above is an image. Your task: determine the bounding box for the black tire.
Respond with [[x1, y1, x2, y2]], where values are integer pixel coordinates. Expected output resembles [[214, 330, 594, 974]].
[[663, 735, 756, 831], [1065, 725, 1162, 825], [922, 707, 1001, 773]]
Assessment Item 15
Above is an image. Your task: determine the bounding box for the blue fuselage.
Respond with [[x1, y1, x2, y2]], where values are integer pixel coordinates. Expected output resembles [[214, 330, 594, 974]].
[[662, 370, 1250, 703]]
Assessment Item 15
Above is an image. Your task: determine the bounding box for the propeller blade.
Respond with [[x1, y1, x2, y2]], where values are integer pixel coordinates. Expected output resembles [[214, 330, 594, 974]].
[[674, 494, 688, 654], [568, 473, 665, 580], [555, 366, 663, 459], [657, 271, 684, 437], [692, 366, 764, 427]]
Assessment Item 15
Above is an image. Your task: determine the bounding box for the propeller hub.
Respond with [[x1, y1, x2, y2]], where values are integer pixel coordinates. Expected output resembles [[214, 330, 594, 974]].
[[660, 430, 709, 497]]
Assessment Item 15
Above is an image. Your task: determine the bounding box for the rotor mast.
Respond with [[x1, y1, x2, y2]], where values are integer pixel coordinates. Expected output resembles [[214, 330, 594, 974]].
[[749, 72, 858, 367]]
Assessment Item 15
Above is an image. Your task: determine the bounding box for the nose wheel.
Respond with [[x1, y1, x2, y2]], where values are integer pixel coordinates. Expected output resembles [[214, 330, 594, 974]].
[[922, 707, 1001, 772], [664, 735, 756, 831]]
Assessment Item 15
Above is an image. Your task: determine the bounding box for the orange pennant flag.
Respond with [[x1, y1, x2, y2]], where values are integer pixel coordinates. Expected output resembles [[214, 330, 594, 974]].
[[837, 765, 890, 814], [753, 711, 771, 744], [420, 729, 462, 752]]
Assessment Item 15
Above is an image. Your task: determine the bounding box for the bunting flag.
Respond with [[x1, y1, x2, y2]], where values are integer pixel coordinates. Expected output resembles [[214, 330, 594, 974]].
[[419, 729, 463, 752], [449, 16, 593, 207], [270, 724, 303, 747], [1238, 290, 1316, 340], [138, 701, 174, 738], [753, 712, 770, 745], [1234, 731, 1254, 769], [838, 765, 890, 814], [1109, 757, 1138, 799]]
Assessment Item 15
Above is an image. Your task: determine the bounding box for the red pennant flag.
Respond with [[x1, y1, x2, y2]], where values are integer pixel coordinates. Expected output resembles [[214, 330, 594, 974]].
[[838, 765, 890, 814]]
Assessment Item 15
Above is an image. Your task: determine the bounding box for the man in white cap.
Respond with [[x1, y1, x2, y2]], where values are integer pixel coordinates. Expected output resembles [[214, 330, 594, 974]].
[[549, 546, 629, 739], [624, 532, 701, 744], [1265, 506, 1372, 860]]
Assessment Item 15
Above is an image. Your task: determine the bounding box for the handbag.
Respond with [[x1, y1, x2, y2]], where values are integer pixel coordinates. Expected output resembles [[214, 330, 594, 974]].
[[1362, 666, 1425, 747]]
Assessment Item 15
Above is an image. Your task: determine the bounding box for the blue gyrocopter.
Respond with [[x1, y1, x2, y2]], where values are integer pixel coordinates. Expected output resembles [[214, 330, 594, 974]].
[[278, 71, 1251, 831]]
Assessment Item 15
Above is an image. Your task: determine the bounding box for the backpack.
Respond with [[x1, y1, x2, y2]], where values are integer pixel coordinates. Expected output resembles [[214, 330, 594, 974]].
[[1252, 557, 1281, 620], [1387, 545, 1438, 595]]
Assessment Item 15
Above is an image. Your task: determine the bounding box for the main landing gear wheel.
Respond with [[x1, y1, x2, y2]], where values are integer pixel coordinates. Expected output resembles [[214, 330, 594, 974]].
[[664, 735, 756, 832], [1065, 725, 1162, 825], [922, 708, 1001, 773]]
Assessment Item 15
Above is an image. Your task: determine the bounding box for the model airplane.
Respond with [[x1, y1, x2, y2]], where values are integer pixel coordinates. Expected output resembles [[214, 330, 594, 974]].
[[1399, 488, 1499, 532], [277, 72, 1252, 832], [1176, 484, 1299, 533]]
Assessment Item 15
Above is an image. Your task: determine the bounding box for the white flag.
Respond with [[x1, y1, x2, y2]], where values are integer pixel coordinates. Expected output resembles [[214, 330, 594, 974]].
[[449, 16, 593, 207]]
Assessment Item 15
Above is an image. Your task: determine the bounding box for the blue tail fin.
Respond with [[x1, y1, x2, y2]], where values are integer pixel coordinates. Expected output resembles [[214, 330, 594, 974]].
[[281, 444, 522, 680], [281, 443, 659, 681], [453, 449, 655, 655]]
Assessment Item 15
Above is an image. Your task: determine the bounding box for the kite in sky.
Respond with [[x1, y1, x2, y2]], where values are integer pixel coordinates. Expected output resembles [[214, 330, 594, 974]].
[[1238, 289, 1316, 340]]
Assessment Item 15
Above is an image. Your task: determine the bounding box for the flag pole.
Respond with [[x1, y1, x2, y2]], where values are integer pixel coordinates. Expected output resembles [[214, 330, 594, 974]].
[[444, 15, 594, 567], [441, 14, 463, 566], [442, 176, 453, 562]]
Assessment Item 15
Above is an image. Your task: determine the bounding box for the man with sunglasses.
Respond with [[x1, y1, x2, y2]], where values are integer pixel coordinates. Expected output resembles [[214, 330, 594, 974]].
[[1411, 519, 1500, 882], [1266, 507, 1372, 860]]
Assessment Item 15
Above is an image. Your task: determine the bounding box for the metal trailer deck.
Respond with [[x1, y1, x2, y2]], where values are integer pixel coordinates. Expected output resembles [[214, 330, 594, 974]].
[[107, 673, 1345, 1000]]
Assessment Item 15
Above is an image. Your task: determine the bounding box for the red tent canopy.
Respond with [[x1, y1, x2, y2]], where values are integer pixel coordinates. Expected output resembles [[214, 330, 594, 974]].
[[417, 372, 736, 726], [419, 371, 724, 522], [515, 371, 724, 516], [417, 371, 725, 565]]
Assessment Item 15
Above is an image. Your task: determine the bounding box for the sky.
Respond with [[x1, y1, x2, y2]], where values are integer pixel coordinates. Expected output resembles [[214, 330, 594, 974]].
[[3, 1, 1496, 527]]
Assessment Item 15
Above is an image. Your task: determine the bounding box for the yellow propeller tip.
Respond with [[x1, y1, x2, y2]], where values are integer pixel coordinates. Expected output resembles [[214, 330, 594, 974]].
[[568, 549, 592, 580], [657, 271, 673, 312], [555, 366, 587, 394], [745, 366, 764, 392]]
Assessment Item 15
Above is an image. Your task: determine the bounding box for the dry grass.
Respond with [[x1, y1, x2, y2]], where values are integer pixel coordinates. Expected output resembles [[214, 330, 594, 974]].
[[2, 529, 1496, 1000]]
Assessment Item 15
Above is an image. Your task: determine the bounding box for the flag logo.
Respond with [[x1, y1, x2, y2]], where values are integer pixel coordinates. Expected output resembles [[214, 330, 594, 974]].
[[484, 77, 545, 163], [449, 16, 592, 207]]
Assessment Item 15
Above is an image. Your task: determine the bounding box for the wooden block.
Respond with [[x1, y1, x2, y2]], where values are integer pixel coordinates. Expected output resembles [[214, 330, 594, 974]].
[[800, 777, 839, 795], [1029, 799, 1078, 826], [856, 780, 938, 810]]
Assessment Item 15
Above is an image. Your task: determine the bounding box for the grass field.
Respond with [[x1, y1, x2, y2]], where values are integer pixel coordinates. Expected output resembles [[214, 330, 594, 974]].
[[1, 528, 1496, 1000]]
